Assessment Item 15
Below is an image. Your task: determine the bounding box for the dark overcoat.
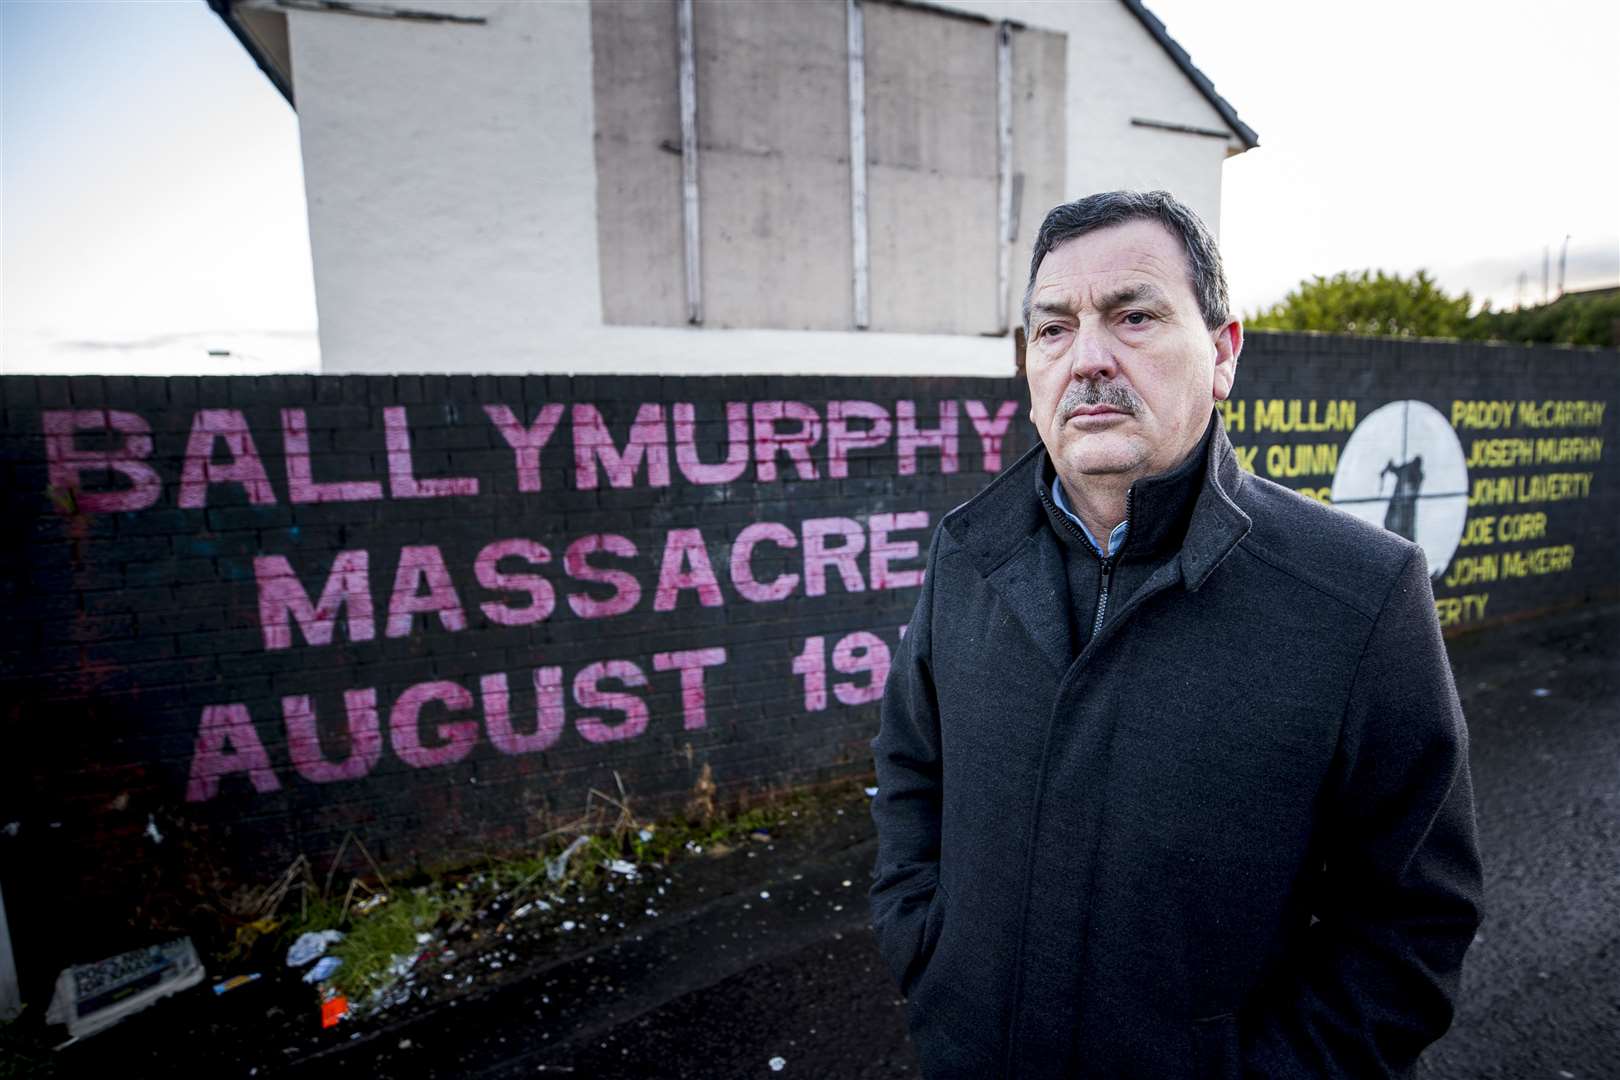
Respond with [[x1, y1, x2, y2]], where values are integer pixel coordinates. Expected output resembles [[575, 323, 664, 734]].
[[869, 422, 1483, 1079]]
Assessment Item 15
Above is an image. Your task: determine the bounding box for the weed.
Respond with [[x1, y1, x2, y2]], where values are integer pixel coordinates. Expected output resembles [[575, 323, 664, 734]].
[[217, 778, 865, 1008], [324, 890, 445, 1001]]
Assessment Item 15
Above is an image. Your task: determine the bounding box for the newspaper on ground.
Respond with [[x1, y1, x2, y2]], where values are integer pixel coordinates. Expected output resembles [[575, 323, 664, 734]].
[[44, 937, 206, 1039]]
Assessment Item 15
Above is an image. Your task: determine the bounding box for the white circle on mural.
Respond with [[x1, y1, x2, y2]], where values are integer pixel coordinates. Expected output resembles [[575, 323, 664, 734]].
[[1330, 400, 1469, 578]]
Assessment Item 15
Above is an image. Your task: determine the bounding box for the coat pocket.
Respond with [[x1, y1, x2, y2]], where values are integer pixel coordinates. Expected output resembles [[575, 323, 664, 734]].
[[903, 879, 950, 996], [873, 872, 947, 994], [1190, 1013, 1240, 1080]]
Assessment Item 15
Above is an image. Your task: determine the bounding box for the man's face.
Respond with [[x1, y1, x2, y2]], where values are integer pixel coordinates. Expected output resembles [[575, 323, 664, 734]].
[[1025, 219, 1240, 497]]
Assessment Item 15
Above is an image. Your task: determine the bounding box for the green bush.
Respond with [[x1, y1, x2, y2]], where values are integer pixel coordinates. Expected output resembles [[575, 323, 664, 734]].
[[1248, 270, 1617, 348]]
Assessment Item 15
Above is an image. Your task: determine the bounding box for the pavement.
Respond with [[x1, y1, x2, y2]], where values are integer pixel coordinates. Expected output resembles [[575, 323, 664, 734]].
[[1417, 600, 1620, 1080], [23, 600, 1620, 1078]]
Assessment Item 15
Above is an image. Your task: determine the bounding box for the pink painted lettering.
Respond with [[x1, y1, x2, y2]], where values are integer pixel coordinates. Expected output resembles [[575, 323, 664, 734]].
[[384, 406, 479, 499], [281, 408, 383, 504], [572, 404, 671, 490], [673, 402, 750, 484], [802, 516, 866, 596], [654, 529, 724, 612], [179, 409, 277, 508], [573, 660, 650, 743], [390, 680, 479, 768], [653, 647, 727, 730], [184, 703, 281, 802], [564, 534, 642, 619], [752, 401, 821, 482], [791, 636, 827, 712], [254, 550, 376, 650], [474, 538, 556, 627], [485, 403, 565, 493], [42, 410, 162, 513], [386, 545, 468, 638], [965, 400, 1019, 472], [896, 401, 960, 476], [832, 631, 891, 705], [868, 511, 930, 590], [283, 689, 383, 783], [826, 401, 892, 479], [730, 522, 800, 602], [480, 669, 565, 754]]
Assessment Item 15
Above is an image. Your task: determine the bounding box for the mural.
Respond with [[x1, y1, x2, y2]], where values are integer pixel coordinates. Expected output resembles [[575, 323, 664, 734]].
[[10, 387, 1024, 813], [1220, 391, 1607, 631], [1330, 400, 1470, 578], [0, 339, 1614, 923]]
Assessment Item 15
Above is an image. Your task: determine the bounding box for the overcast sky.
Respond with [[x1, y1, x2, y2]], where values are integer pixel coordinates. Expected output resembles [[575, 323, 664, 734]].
[[3, 0, 1616, 373], [1158, 0, 1620, 317]]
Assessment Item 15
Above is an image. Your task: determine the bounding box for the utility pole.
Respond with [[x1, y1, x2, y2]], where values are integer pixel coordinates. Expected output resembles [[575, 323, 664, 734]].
[[1516, 271, 1527, 311], [1542, 247, 1550, 305], [1558, 235, 1570, 298]]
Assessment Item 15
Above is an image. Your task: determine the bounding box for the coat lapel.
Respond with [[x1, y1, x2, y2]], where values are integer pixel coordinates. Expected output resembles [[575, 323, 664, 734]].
[[983, 531, 1074, 674], [943, 445, 1074, 674]]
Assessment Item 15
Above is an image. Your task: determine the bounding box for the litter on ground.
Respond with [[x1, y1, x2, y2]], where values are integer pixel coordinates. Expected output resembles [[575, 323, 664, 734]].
[[212, 973, 262, 995], [320, 995, 350, 1028], [46, 938, 207, 1039], [546, 835, 592, 882], [303, 955, 343, 984], [286, 930, 344, 968]]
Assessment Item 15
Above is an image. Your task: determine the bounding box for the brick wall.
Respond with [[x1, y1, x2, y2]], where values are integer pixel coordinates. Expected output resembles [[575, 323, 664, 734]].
[[1, 334, 1615, 976]]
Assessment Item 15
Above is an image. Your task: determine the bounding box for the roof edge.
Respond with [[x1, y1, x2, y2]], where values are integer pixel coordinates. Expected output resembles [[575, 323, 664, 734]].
[[1120, 0, 1258, 151], [209, 0, 295, 108]]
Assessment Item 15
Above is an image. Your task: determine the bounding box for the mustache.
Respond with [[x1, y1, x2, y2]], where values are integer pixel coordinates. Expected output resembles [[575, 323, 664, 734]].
[[1059, 380, 1141, 418]]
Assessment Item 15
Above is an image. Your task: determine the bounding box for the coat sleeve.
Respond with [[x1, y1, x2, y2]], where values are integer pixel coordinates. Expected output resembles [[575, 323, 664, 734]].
[[868, 527, 948, 995], [1244, 546, 1485, 1078]]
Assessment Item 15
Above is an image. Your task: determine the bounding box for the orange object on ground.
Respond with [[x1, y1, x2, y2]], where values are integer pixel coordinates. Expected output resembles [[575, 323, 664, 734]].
[[321, 995, 349, 1028]]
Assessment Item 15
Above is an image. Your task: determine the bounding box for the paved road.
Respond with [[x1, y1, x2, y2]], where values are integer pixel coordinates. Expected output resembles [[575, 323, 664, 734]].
[[296, 601, 1619, 1078], [1418, 602, 1620, 1080]]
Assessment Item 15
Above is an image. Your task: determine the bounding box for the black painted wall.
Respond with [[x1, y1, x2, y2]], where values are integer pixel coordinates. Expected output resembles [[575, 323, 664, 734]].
[[0, 333, 1614, 978]]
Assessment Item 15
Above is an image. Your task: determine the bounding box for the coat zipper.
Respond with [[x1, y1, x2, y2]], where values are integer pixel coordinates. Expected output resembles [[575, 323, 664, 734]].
[[1089, 488, 1131, 638], [1091, 556, 1115, 638], [1039, 485, 1132, 643]]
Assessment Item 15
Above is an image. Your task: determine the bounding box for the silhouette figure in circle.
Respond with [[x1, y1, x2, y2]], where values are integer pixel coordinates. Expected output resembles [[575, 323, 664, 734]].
[[1381, 455, 1424, 541]]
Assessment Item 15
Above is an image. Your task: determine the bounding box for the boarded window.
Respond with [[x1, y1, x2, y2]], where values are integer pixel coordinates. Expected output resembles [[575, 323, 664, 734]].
[[590, 0, 1065, 336]]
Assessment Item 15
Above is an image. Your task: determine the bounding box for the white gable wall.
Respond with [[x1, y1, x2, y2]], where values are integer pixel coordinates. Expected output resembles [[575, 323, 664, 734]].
[[288, 1, 603, 370], [941, 0, 1237, 235], [285, 0, 1244, 374]]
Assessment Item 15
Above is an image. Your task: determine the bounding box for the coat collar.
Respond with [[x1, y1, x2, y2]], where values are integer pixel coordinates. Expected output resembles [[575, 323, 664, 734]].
[[1037, 416, 1213, 561], [1179, 416, 1253, 591], [943, 416, 1252, 667]]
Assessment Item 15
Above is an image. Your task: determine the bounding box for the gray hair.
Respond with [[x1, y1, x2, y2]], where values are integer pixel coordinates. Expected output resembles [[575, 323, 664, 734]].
[[1021, 190, 1231, 334]]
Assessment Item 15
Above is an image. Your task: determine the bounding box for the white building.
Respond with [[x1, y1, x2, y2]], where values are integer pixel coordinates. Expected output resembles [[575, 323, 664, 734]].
[[211, 0, 1255, 376]]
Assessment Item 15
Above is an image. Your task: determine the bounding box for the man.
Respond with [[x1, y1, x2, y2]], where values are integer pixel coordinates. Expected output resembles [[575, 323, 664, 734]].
[[869, 190, 1482, 1078]]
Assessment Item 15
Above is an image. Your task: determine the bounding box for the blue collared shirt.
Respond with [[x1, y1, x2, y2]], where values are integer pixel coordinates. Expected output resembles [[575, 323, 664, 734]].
[[1050, 476, 1129, 557]]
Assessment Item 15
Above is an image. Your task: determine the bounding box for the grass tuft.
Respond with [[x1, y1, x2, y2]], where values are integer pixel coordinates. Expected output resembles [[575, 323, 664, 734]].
[[241, 781, 861, 1006]]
